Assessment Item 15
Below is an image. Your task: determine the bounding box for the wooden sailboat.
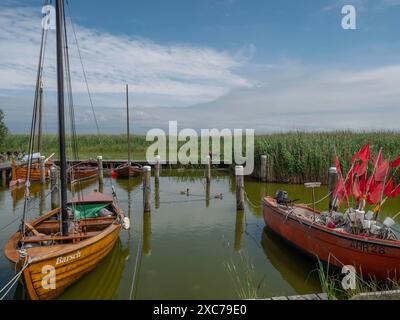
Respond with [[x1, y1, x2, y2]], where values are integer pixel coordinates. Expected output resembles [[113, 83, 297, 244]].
[[10, 83, 54, 187], [113, 85, 142, 178], [67, 160, 99, 183], [4, 0, 129, 300]]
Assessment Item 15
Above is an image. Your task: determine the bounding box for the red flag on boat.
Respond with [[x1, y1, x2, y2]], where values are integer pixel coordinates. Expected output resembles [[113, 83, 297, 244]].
[[385, 177, 393, 198], [391, 155, 400, 168], [335, 156, 342, 176], [392, 184, 400, 198], [354, 160, 367, 177], [366, 174, 374, 193], [373, 149, 383, 168], [367, 182, 384, 204], [334, 175, 346, 201], [353, 177, 363, 201], [359, 174, 367, 194], [375, 159, 389, 182], [352, 144, 371, 163], [345, 171, 353, 197]]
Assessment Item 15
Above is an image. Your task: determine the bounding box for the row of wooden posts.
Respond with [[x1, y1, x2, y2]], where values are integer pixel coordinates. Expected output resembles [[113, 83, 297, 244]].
[[42, 154, 339, 212]]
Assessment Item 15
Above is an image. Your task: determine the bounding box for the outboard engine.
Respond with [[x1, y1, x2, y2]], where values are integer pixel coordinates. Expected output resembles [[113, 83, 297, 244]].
[[275, 190, 289, 205]]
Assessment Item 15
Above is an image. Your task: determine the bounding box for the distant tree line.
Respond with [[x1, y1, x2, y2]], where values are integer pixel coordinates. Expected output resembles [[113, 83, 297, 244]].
[[0, 109, 8, 143]]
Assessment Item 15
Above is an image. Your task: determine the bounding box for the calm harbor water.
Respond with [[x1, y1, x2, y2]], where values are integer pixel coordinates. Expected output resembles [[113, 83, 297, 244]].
[[1, 170, 399, 300]]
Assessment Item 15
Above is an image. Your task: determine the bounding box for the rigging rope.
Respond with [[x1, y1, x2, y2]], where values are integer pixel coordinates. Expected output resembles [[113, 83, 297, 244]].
[[21, 0, 50, 244], [65, 1, 100, 137], [0, 257, 30, 300]]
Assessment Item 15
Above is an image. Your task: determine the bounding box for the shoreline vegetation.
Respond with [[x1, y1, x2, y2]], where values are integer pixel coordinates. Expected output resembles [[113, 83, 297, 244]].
[[1, 131, 399, 184]]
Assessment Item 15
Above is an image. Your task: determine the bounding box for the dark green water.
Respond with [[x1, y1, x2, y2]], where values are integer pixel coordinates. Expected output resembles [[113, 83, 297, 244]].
[[0, 170, 399, 300]]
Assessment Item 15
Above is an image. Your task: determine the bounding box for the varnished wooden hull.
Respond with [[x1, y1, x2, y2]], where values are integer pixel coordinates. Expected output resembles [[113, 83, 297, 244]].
[[11, 161, 53, 183], [5, 193, 125, 300], [67, 160, 99, 183], [263, 196, 400, 280], [114, 163, 142, 178]]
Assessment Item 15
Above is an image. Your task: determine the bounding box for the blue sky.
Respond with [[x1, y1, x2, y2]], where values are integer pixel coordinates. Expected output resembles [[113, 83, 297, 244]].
[[67, 0, 400, 65], [0, 0, 399, 133]]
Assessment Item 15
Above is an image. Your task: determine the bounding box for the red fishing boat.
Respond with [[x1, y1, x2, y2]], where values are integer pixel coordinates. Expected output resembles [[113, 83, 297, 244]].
[[263, 144, 400, 280], [263, 197, 400, 280]]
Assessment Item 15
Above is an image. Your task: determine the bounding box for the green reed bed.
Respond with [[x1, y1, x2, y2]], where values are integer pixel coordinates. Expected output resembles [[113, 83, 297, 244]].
[[2, 132, 400, 184], [254, 131, 400, 184]]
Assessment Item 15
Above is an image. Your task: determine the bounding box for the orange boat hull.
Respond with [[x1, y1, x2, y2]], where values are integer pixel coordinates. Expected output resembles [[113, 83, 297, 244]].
[[11, 161, 53, 183], [263, 197, 400, 280]]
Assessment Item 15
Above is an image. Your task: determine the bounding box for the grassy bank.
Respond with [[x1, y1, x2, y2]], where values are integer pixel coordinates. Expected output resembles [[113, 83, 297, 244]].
[[2, 132, 400, 183]]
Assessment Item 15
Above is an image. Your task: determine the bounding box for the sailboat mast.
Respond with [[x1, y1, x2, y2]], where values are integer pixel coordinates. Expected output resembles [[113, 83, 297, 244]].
[[56, 0, 68, 236], [126, 84, 131, 164], [37, 82, 43, 152]]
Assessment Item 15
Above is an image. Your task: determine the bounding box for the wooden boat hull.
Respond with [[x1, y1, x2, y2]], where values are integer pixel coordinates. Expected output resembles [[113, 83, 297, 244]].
[[114, 163, 142, 178], [263, 197, 400, 280], [11, 161, 53, 183], [67, 160, 99, 183], [5, 192, 125, 300]]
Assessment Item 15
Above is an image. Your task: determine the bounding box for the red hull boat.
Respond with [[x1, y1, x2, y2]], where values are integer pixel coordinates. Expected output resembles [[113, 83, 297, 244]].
[[263, 196, 400, 280]]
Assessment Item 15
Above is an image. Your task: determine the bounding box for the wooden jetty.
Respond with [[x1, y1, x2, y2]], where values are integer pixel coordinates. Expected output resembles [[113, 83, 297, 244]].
[[262, 293, 329, 300]]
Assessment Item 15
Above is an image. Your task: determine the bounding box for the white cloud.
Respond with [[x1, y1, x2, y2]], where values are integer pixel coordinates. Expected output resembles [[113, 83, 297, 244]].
[[0, 4, 253, 107]]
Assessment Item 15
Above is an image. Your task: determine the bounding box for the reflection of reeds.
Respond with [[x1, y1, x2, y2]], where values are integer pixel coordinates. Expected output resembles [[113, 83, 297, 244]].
[[223, 251, 265, 299]]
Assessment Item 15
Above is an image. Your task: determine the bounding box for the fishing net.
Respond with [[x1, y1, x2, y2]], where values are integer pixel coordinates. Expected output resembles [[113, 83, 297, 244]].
[[67, 203, 108, 220]]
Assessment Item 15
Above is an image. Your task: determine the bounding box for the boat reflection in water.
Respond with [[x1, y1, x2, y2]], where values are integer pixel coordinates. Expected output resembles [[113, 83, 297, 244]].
[[260, 227, 321, 295], [11, 182, 49, 210]]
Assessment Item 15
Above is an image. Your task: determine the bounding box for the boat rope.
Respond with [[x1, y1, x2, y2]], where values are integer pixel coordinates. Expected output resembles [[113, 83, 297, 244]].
[[304, 191, 333, 207], [244, 191, 261, 209], [0, 257, 30, 300], [129, 205, 143, 300], [0, 215, 23, 233], [65, 1, 100, 137]]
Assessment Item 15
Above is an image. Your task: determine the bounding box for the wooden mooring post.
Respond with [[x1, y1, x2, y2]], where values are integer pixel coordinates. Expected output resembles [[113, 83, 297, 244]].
[[205, 182, 210, 208], [50, 166, 59, 209], [205, 155, 211, 184], [155, 155, 161, 184], [260, 155, 267, 182], [1, 169, 6, 186], [97, 155, 104, 185], [143, 165, 151, 212], [236, 165, 244, 210], [39, 156, 46, 184], [328, 167, 338, 210], [155, 181, 160, 209]]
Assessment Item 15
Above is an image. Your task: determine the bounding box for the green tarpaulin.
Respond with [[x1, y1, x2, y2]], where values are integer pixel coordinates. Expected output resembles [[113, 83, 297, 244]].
[[67, 203, 108, 220]]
